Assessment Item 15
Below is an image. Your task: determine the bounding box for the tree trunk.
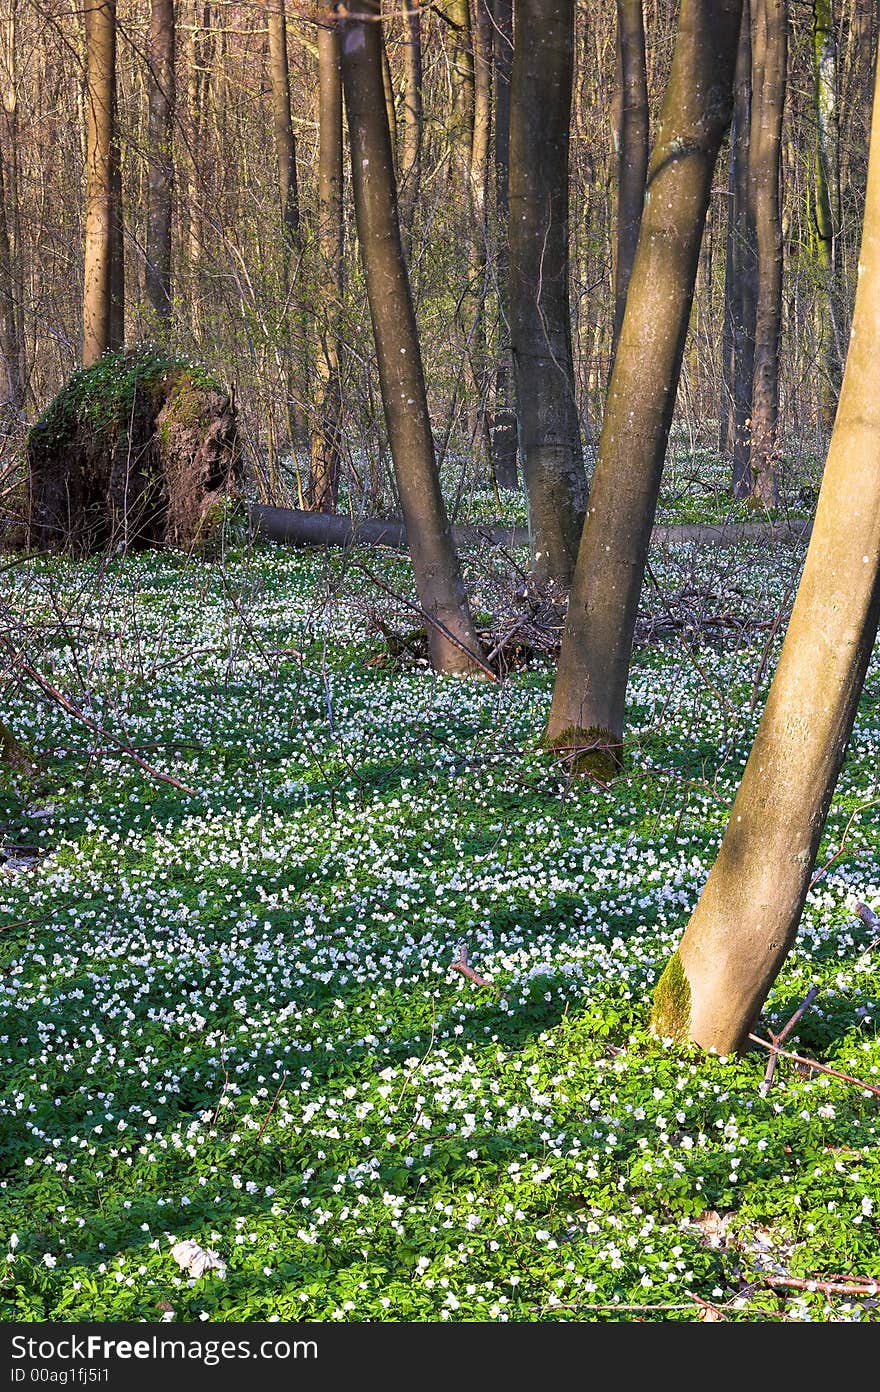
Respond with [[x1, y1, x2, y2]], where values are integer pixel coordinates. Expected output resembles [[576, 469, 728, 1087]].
[[309, 15, 344, 514], [611, 0, 649, 364], [0, 137, 22, 417], [721, 0, 757, 496], [145, 0, 175, 323], [338, 0, 485, 675], [813, 0, 843, 430], [82, 0, 118, 366], [509, 0, 586, 585], [398, 0, 422, 259], [467, 0, 493, 465], [267, 0, 301, 257], [490, 0, 518, 490], [748, 0, 786, 507], [546, 0, 742, 768], [652, 38, 880, 1053], [0, 717, 35, 773]]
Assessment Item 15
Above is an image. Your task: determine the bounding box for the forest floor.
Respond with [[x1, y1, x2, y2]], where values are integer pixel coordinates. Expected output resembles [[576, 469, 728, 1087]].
[[0, 486, 878, 1323]]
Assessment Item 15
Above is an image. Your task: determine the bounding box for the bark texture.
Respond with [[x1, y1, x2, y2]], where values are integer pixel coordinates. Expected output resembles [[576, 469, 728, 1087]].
[[82, 0, 118, 366], [145, 0, 175, 322], [652, 37, 880, 1055], [812, 0, 843, 429], [309, 16, 343, 514], [338, 0, 485, 675], [546, 0, 742, 764], [509, 0, 586, 584], [491, 0, 518, 490], [748, 0, 786, 505], [611, 0, 649, 361]]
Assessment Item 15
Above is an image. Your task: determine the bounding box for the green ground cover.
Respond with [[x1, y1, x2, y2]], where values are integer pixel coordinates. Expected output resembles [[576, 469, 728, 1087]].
[[0, 530, 877, 1322]]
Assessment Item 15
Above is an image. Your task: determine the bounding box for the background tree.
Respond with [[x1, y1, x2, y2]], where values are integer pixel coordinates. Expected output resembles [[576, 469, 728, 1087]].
[[546, 0, 743, 769], [82, 0, 120, 365], [748, 0, 786, 506], [145, 0, 175, 324], [611, 0, 649, 364], [309, 7, 344, 514], [509, 0, 586, 585], [338, 0, 485, 676]]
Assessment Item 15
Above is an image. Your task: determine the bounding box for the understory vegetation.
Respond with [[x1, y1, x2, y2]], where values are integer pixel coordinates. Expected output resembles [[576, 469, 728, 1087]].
[[0, 522, 878, 1323]]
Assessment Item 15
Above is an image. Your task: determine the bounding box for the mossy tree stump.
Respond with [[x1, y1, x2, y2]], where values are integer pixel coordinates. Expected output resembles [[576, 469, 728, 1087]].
[[27, 346, 239, 554]]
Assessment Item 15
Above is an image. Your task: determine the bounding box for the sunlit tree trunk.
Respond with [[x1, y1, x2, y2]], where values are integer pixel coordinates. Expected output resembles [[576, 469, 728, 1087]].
[[491, 0, 518, 489], [145, 0, 175, 323], [652, 39, 880, 1053], [721, 0, 757, 496], [546, 0, 742, 767], [813, 0, 843, 429], [611, 0, 649, 363], [0, 0, 23, 412], [82, 0, 118, 365], [309, 14, 343, 513], [338, 0, 485, 675], [398, 0, 422, 259], [509, 0, 586, 585], [748, 0, 786, 506]]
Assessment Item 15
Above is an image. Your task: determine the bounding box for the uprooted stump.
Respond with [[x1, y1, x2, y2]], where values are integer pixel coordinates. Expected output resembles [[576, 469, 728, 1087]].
[[27, 346, 239, 554]]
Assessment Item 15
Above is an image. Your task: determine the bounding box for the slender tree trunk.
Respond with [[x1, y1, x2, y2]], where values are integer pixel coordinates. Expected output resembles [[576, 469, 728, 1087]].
[[748, 0, 786, 506], [509, 0, 586, 585], [398, 0, 422, 259], [267, 0, 301, 257], [546, 0, 742, 767], [467, 0, 493, 464], [0, 138, 22, 416], [109, 115, 124, 349], [491, 0, 518, 489], [721, 0, 757, 495], [813, 0, 843, 429], [0, 0, 23, 413], [309, 16, 343, 513], [338, 0, 485, 675], [652, 38, 880, 1053], [82, 0, 118, 366], [443, 0, 475, 187], [380, 21, 397, 160], [611, 0, 649, 363], [145, 0, 175, 323]]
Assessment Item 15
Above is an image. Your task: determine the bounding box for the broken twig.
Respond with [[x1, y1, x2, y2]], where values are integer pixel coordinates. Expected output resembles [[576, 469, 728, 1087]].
[[450, 945, 491, 987]]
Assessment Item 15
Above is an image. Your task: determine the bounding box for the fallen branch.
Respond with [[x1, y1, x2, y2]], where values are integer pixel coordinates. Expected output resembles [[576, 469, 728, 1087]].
[[748, 1033, 880, 1098], [758, 1273, 879, 1297], [759, 985, 821, 1094], [6, 648, 199, 797], [855, 901, 880, 933], [450, 945, 491, 987]]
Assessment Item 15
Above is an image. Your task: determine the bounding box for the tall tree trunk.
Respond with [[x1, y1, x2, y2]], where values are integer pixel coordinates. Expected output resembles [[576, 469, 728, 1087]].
[[380, 21, 397, 160], [652, 37, 880, 1054], [0, 0, 23, 413], [748, 0, 786, 506], [108, 106, 124, 349], [398, 0, 422, 259], [443, 0, 475, 187], [611, 0, 649, 363], [491, 0, 518, 489], [467, 0, 493, 464], [721, 0, 757, 496], [338, 0, 485, 675], [0, 133, 22, 416], [267, 0, 304, 451], [309, 15, 343, 514], [546, 0, 742, 767], [82, 0, 117, 366], [145, 0, 175, 323], [509, 0, 586, 585], [813, 0, 843, 430]]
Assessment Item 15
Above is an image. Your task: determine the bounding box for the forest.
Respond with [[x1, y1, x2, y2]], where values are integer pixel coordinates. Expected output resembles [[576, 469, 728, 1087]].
[[0, 0, 878, 1330]]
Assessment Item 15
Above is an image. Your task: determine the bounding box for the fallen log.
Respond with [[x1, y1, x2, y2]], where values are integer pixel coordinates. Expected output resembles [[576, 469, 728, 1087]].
[[247, 504, 528, 551], [248, 504, 812, 554]]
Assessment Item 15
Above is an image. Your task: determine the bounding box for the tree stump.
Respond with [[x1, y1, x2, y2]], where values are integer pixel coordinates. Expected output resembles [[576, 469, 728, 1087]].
[[26, 346, 239, 554]]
